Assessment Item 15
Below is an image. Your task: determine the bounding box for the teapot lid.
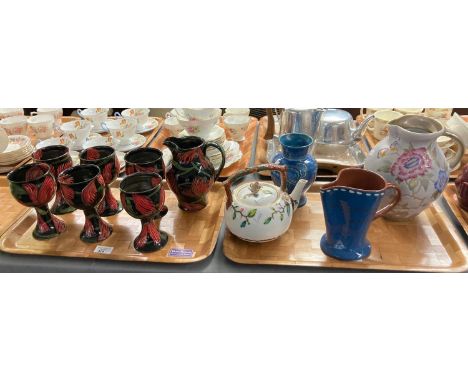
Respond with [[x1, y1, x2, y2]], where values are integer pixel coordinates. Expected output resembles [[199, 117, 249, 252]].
[[233, 181, 280, 207]]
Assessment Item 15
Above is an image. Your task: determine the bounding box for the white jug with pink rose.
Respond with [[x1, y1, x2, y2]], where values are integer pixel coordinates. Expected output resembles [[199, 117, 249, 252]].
[[364, 115, 464, 220]]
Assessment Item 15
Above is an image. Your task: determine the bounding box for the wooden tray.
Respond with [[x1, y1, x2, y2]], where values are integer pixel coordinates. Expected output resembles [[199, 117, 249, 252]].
[[0, 182, 224, 263], [223, 188, 468, 272], [0, 178, 27, 236], [149, 117, 258, 179], [442, 183, 468, 234]]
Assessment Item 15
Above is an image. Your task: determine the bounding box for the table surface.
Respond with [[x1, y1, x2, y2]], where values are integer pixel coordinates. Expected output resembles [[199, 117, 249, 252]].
[[1, 124, 467, 272]]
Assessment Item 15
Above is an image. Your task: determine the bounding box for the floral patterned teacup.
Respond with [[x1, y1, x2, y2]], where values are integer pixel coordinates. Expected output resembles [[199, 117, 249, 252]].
[[372, 110, 403, 140], [77, 108, 109, 130], [27, 114, 55, 140], [121, 108, 150, 127], [223, 115, 250, 141], [60, 119, 92, 148], [0, 108, 24, 120], [102, 117, 137, 145], [0, 115, 28, 135]]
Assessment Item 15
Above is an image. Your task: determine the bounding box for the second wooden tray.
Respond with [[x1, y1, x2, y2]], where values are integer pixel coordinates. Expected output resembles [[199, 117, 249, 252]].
[[0, 182, 224, 263], [442, 183, 468, 235], [223, 189, 468, 272]]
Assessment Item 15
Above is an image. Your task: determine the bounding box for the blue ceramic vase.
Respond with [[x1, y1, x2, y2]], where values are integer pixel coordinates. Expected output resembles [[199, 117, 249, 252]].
[[320, 168, 400, 261], [271, 133, 317, 207]]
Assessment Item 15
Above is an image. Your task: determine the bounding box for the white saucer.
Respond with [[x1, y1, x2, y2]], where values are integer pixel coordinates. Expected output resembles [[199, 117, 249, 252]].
[[114, 134, 146, 152], [36, 136, 70, 150], [82, 134, 114, 150], [180, 125, 224, 141], [136, 118, 159, 134]]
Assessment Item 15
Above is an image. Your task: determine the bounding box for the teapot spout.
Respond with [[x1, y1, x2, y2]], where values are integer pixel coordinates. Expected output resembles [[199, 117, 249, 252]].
[[290, 179, 308, 210], [352, 114, 375, 141]]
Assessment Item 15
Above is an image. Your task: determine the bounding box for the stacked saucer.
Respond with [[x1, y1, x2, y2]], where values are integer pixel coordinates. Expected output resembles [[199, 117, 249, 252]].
[[180, 124, 242, 169], [0, 135, 34, 169]]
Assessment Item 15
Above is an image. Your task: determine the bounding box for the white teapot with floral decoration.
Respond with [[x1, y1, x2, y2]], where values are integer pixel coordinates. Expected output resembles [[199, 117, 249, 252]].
[[364, 115, 464, 220], [223, 164, 307, 242]]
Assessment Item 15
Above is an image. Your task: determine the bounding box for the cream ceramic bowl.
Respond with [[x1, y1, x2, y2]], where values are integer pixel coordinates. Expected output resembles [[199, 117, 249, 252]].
[[0, 115, 28, 135]]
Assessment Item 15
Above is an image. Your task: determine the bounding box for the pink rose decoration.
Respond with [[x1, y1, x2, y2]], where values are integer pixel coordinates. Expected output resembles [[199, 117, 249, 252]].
[[390, 147, 432, 182]]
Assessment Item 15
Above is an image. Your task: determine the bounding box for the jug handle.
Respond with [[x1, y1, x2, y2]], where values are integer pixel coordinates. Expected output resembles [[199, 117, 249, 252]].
[[222, 164, 287, 208], [203, 142, 226, 182], [442, 131, 465, 170], [374, 184, 401, 219], [353, 114, 375, 141]]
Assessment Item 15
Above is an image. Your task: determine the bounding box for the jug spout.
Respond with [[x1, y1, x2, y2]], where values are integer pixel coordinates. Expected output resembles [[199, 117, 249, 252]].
[[290, 179, 308, 210], [352, 114, 375, 141], [163, 136, 182, 154]]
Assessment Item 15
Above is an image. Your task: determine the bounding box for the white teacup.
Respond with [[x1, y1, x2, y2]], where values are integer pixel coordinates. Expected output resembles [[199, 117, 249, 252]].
[[223, 115, 250, 141], [77, 108, 109, 130], [163, 116, 184, 136], [372, 110, 404, 140], [394, 108, 424, 115], [32, 108, 63, 126], [425, 108, 453, 120], [224, 108, 250, 117], [121, 108, 150, 126], [177, 108, 221, 137], [102, 118, 137, 145], [446, 113, 468, 147], [60, 119, 92, 148], [182, 108, 220, 120], [27, 114, 55, 140], [0, 108, 24, 120], [360, 108, 392, 117], [0, 115, 28, 135]]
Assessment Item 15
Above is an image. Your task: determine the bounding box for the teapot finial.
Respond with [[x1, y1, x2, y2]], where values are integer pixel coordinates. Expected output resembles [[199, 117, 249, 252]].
[[249, 181, 261, 196]]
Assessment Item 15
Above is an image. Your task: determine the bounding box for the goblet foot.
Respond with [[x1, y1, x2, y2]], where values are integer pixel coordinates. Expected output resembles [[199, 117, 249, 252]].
[[134, 219, 168, 253], [50, 191, 76, 215], [33, 206, 66, 240], [81, 209, 113, 243], [97, 186, 122, 217]]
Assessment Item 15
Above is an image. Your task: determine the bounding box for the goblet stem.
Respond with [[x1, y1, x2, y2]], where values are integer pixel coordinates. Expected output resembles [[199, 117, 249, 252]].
[[50, 186, 76, 215], [33, 205, 66, 240], [81, 207, 113, 243], [134, 217, 168, 253], [97, 185, 123, 217]]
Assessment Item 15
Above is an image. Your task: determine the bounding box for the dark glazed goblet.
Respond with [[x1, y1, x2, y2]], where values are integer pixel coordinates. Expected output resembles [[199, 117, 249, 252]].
[[79, 146, 122, 217], [7, 163, 66, 240], [124, 147, 165, 177], [120, 173, 169, 252], [58, 164, 113, 243], [32, 145, 76, 215]]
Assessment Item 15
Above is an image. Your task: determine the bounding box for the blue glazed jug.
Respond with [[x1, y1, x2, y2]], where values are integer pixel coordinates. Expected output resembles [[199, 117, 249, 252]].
[[320, 168, 401, 261], [271, 133, 317, 207]]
